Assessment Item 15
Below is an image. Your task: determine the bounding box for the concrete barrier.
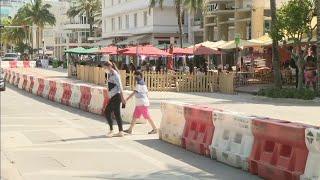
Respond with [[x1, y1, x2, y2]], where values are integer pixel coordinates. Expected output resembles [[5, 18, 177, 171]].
[[159, 101, 190, 146], [301, 127, 320, 180], [210, 111, 255, 170]]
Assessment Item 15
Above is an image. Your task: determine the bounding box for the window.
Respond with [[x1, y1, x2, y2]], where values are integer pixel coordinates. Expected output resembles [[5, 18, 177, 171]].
[[143, 11, 148, 26], [125, 15, 129, 29], [111, 18, 115, 31], [134, 13, 137, 28], [118, 16, 122, 30]]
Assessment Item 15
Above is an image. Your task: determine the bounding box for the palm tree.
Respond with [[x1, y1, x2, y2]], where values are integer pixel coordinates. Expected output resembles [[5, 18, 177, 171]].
[[149, 0, 184, 48], [316, 0, 320, 92], [67, 0, 101, 38], [22, 0, 56, 54], [270, 0, 282, 88]]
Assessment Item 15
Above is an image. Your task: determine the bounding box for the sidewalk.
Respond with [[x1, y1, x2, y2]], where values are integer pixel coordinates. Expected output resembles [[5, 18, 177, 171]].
[[11, 68, 320, 127]]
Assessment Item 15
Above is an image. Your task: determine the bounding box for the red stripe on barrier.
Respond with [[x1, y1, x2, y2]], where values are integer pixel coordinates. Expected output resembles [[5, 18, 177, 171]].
[[61, 83, 72, 106], [48, 80, 57, 101], [79, 86, 92, 111], [9, 61, 17, 68], [249, 118, 310, 180], [182, 105, 221, 156], [102, 89, 110, 115], [29, 76, 34, 92], [23, 61, 30, 68], [22, 75, 28, 90], [37, 78, 45, 96]]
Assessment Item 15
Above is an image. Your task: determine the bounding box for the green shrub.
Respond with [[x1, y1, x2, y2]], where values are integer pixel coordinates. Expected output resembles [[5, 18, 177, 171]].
[[257, 88, 316, 100], [79, 61, 87, 65], [63, 61, 67, 68], [52, 60, 60, 68]]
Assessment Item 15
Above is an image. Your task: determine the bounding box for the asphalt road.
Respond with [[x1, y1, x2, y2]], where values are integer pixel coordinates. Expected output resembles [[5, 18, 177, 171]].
[[1, 85, 261, 180]]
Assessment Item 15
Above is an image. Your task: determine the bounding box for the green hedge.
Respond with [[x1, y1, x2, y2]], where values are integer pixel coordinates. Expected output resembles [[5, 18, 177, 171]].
[[257, 88, 319, 100]]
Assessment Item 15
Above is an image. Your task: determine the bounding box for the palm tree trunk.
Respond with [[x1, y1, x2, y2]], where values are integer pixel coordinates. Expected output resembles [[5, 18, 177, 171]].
[[175, 0, 183, 48], [316, 0, 320, 92], [37, 27, 40, 55], [270, 0, 282, 88]]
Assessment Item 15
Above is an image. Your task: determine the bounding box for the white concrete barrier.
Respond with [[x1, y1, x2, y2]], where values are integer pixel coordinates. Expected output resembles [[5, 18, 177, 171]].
[[210, 111, 255, 170], [13, 73, 20, 86], [301, 127, 320, 180], [42, 79, 50, 98], [70, 84, 81, 108], [17, 74, 24, 89], [159, 101, 189, 146], [1, 61, 9, 69], [54, 81, 64, 103], [88, 87, 107, 114], [32, 77, 39, 95]]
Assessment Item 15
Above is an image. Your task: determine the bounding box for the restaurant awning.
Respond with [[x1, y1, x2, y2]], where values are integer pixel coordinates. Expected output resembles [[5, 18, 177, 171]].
[[83, 47, 100, 54], [64, 47, 86, 54], [117, 35, 151, 45]]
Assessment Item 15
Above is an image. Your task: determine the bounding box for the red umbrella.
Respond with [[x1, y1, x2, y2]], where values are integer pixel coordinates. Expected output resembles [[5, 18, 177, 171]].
[[100, 46, 118, 55], [120, 45, 171, 57], [172, 47, 193, 55], [188, 45, 222, 55]]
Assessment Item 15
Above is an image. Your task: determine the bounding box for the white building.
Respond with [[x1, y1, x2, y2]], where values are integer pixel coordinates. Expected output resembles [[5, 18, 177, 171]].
[[101, 0, 188, 46], [40, 0, 91, 59]]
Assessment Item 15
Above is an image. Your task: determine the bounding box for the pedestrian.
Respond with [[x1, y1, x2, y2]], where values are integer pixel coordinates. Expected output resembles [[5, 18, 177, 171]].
[[124, 71, 157, 134], [104, 60, 126, 137]]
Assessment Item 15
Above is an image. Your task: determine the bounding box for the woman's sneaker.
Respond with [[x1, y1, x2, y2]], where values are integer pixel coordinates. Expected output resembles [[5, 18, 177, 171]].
[[106, 131, 114, 138], [113, 132, 124, 137], [124, 129, 132, 134], [148, 129, 158, 134]]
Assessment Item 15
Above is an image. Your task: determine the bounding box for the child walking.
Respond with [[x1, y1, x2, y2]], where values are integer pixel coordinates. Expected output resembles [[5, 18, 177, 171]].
[[124, 71, 157, 134]]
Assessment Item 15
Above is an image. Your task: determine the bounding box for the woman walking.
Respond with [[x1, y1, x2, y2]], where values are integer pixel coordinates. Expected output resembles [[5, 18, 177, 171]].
[[104, 60, 126, 137]]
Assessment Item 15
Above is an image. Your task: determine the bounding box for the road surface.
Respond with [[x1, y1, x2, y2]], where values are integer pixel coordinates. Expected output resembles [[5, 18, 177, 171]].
[[1, 85, 261, 180]]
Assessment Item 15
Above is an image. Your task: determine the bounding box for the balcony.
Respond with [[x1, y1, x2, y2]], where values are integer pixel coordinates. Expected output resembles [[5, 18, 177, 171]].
[[63, 23, 90, 30], [102, 0, 175, 17]]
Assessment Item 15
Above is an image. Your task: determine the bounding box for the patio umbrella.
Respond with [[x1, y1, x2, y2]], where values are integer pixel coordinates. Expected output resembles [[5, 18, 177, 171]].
[[189, 40, 227, 50], [248, 34, 273, 46], [171, 47, 193, 55], [100, 46, 118, 55], [189, 45, 222, 55], [120, 45, 171, 57], [218, 40, 260, 50]]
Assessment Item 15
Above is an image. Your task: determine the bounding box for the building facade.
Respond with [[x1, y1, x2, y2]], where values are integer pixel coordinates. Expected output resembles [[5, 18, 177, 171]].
[[101, 0, 188, 46], [0, 0, 25, 19], [203, 0, 289, 41], [39, 0, 91, 59]]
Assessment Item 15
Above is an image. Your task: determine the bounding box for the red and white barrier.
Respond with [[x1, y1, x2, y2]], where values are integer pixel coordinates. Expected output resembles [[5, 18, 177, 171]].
[[54, 81, 64, 103], [159, 101, 190, 146], [32, 77, 39, 95], [210, 111, 256, 170], [79, 85, 92, 111], [1, 61, 36, 68], [301, 127, 320, 180], [88, 87, 108, 114], [42, 79, 50, 98], [70, 84, 81, 108]]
